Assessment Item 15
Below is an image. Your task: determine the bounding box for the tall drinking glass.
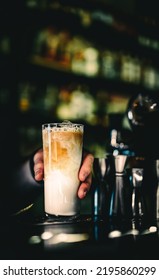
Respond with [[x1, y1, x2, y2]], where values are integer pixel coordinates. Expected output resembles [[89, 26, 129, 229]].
[[42, 121, 84, 218]]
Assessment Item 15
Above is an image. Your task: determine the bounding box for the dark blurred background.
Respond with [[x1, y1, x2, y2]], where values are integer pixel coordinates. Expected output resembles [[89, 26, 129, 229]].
[[0, 0, 159, 200]]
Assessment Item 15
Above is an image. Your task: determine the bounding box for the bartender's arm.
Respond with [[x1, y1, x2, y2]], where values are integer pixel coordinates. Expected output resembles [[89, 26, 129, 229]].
[[10, 148, 94, 213]]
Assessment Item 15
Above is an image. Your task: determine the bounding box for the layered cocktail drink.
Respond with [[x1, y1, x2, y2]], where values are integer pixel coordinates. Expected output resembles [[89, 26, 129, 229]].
[[42, 121, 84, 217]]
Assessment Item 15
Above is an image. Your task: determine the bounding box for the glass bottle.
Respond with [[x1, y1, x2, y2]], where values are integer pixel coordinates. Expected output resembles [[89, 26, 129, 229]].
[[127, 92, 159, 158]]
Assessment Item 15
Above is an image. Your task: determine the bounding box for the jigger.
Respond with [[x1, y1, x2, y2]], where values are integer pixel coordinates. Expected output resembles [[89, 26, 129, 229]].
[[114, 155, 127, 175], [109, 155, 131, 221]]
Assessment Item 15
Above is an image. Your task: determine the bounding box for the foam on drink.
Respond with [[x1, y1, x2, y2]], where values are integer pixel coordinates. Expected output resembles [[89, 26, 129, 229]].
[[42, 122, 84, 216]]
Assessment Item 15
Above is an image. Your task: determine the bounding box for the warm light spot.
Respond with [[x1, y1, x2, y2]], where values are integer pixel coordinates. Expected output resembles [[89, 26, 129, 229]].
[[41, 231, 53, 240], [108, 230, 122, 238], [149, 226, 157, 233], [50, 233, 89, 244]]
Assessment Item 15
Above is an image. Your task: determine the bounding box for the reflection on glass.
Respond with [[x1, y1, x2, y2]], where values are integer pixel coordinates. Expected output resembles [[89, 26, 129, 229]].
[[131, 168, 144, 220], [93, 157, 110, 218], [41, 225, 89, 250], [156, 160, 159, 220]]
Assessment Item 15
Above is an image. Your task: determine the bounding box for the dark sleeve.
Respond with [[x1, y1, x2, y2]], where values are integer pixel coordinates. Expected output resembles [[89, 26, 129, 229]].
[[9, 153, 44, 214]]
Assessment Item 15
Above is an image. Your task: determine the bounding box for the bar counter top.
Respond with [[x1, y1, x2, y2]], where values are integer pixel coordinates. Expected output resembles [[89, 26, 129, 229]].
[[0, 205, 159, 260]]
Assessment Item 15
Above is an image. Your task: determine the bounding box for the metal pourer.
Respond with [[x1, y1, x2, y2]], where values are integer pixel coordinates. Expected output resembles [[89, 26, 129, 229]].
[[114, 155, 127, 175]]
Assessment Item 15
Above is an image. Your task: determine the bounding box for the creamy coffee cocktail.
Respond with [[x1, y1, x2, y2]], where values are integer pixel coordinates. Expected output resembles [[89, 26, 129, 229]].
[[42, 121, 84, 217]]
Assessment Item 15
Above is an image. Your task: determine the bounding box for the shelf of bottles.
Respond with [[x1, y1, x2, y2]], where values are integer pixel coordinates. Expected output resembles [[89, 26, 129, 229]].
[[16, 1, 159, 158], [23, 1, 159, 91], [1, 0, 159, 158]]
